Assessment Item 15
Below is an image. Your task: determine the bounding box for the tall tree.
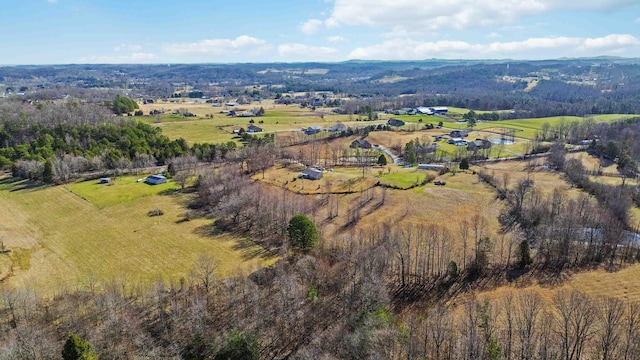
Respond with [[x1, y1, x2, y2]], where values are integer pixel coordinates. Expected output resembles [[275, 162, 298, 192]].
[[287, 214, 319, 253], [62, 333, 98, 360]]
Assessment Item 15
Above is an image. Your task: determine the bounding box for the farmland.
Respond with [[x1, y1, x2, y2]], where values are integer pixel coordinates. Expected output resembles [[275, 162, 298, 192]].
[[2, 92, 640, 358], [0, 175, 275, 295]]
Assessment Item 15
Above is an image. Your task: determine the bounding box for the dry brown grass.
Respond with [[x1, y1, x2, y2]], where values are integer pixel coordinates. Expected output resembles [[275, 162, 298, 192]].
[[0, 177, 275, 296], [477, 160, 581, 197], [366, 130, 446, 149], [475, 263, 640, 307]]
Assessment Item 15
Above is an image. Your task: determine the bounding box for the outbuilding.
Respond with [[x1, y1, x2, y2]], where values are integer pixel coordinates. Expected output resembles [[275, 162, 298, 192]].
[[146, 174, 167, 185]]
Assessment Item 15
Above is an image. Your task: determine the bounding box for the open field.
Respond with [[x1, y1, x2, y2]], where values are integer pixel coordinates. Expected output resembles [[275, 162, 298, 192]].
[[138, 101, 360, 144], [0, 176, 275, 296], [66, 176, 178, 208]]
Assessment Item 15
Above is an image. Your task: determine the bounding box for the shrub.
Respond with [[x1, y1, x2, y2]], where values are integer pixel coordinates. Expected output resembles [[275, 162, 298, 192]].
[[147, 209, 164, 217]]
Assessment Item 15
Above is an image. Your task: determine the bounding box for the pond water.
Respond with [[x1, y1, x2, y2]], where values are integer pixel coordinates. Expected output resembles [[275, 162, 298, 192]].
[[489, 138, 514, 145]]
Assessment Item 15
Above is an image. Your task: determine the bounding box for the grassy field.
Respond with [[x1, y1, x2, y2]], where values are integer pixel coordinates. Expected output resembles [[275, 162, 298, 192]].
[[66, 176, 178, 208], [137, 101, 359, 144], [0, 176, 275, 296]]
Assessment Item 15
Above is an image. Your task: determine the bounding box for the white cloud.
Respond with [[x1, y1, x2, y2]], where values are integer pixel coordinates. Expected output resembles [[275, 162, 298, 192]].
[[278, 43, 338, 59], [47, 0, 57, 3], [162, 35, 268, 55], [348, 34, 640, 60], [326, 0, 637, 33], [300, 19, 323, 35], [80, 53, 157, 64], [327, 35, 347, 42], [487, 32, 500, 38], [325, 17, 340, 29], [636, 17, 640, 23], [114, 44, 142, 52]]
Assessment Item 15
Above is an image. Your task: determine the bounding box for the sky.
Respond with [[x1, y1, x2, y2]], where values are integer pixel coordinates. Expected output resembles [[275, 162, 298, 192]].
[[1, 0, 639, 64]]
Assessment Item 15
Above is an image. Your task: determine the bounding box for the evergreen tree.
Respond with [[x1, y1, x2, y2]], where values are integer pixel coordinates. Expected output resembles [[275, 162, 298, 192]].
[[214, 330, 259, 360], [42, 159, 53, 183], [517, 240, 533, 268], [377, 154, 387, 166], [62, 333, 98, 360], [287, 214, 319, 253], [460, 158, 470, 170]]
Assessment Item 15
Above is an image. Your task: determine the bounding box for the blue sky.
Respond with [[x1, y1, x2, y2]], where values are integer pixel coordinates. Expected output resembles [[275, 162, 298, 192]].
[[1, 0, 639, 64]]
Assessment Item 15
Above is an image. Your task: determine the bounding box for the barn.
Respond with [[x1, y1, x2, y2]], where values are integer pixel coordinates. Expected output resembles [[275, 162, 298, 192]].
[[145, 174, 167, 185]]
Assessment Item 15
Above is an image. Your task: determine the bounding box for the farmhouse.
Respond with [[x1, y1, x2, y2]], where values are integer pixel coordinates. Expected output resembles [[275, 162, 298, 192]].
[[145, 174, 167, 185], [305, 125, 322, 135], [387, 118, 405, 127], [467, 139, 492, 151], [350, 139, 372, 149], [247, 124, 263, 133], [329, 123, 347, 132], [450, 130, 468, 138], [300, 168, 323, 180]]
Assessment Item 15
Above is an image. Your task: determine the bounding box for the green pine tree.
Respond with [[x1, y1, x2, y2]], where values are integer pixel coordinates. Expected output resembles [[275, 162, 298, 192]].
[[62, 333, 98, 360]]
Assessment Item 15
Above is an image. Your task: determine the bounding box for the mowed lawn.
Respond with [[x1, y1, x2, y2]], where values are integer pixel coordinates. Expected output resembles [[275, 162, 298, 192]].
[[66, 176, 178, 208], [0, 176, 275, 296]]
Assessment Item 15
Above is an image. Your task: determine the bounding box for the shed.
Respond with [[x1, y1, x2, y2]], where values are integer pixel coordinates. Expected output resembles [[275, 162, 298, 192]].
[[146, 174, 167, 185]]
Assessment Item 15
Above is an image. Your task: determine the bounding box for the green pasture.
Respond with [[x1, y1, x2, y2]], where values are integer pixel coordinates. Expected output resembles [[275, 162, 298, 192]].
[[0, 177, 275, 296], [65, 175, 178, 208], [377, 168, 433, 188]]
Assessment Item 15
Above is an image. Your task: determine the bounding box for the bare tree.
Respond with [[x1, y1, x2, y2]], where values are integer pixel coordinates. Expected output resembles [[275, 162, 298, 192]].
[[554, 290, 598, 360], [596, 295, 625, 360], [190, 254, 219, 296], [515, 290, 543, 360]]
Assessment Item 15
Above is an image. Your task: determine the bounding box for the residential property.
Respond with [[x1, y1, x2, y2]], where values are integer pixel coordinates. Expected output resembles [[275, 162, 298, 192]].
[[329, 123, 347, 132], [387, 118, 405, 127], [145, 174, 167, 185], [305, 125, 322, 135], [448, 138, 468, 146], [350, 139, 372, 149], [300, 168, 323, 180], [450, 130, 469, 138], [467, 139, 492, 151], [416, 107, 434, 115], [247, 124, 263, 133]]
